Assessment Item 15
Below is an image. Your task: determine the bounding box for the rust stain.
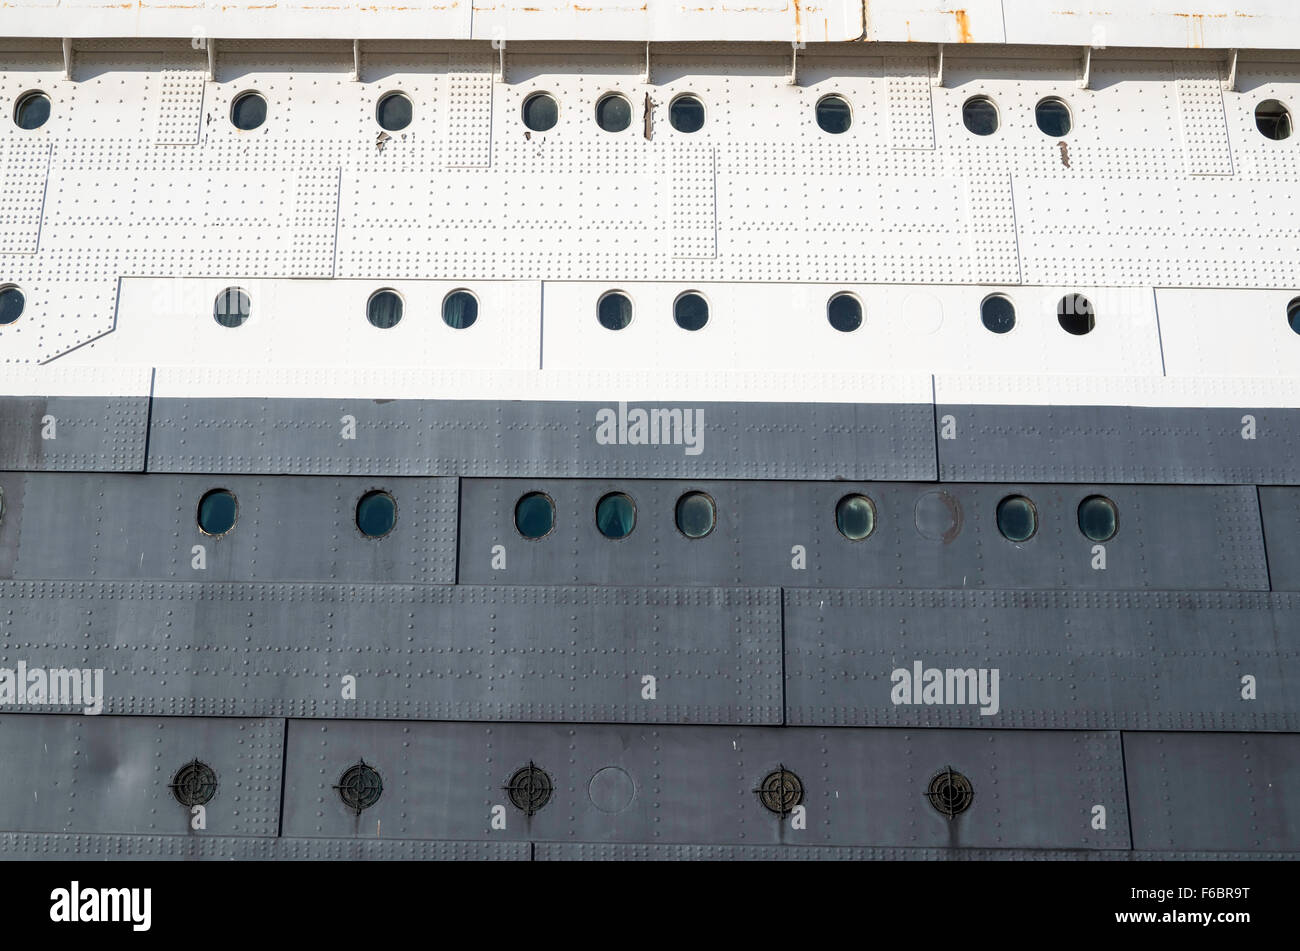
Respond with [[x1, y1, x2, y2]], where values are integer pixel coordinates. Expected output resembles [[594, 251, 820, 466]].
[[793, 0, 802, 39], [944, 9, 972, 43], [1058, 140, 1071, 168]]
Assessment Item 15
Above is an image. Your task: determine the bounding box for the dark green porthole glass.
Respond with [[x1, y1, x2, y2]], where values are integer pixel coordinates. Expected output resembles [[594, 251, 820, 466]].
[[197, 489, 238, 536], [675, 491, 716, 539], [835, 494, 876, 541], [996, 495, 1037, 542], [596, 493, 636, 539], [356, 490, 397, 538], [515, 492, 555, 539], [1077, 495, 1118, 542]]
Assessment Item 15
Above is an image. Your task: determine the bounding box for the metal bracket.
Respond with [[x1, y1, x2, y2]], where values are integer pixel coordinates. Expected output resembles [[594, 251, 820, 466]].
[[206, 38, 217, 82], [644, 41, 651, 84], [933, 44, 944, 87], [1224, 48, 1238, 92], [789, 41, 799, 86], [352, 39, 361, 82], [1078, 45, 1092, 89], [62, 38, 73, 80]]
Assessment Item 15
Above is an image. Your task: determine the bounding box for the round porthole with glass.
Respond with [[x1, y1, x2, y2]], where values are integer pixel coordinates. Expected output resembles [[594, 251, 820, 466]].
[[515, 492, 555, 540], [827, 293, 863, 333], [1058, 293, 1095, 335], [815, 95, 852, 134], [356, 490, 397, 538], [0, 285, 25, 325], [366, 289, 403, 329], [598, 291, 633, 331], [596, 93, 632, 133], [522, 93, 558, 132], [1256, 99, 1292, 140], [962, 95, 998, 136], [669, 95, 705, 133], [213, 287, 250, 328], [675, 491, 716, 539], [980, 294, 1016, 334], [835, 494, 876, 541], [1077, 495, 1118, 542], [443, 290, 478, 330], [376, 92, 413, 132], [230, 91, 268, 130], [197, 489, 238, 537], [1035, 97, 1072, 137], [13, 91, 51, 130], [996, 495, 1037, 542], [596, 492, 637, 539], [673, 292, 709, 331]]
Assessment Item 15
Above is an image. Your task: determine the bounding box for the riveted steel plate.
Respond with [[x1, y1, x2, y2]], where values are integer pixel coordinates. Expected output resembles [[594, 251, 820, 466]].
[[281, 720, 1129, 850], [1259, 487, 1300, 592], [533, 843, 1297, 861], [784, 588, 1300, 730], [0, 714, 283, 837], [0, 473, 457, 585], [1125, 732, 1300, 852], [457, 479, 1267, 590], [0, 832, 528, 861], [145, 398, 936, 480], [937, 405, 1300, 484], [0, 582, 782, 723], [0, 396, 148, 472]]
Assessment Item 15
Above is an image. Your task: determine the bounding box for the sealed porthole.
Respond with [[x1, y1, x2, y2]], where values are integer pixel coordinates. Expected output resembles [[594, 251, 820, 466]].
[[1057, 293, 1095, 335], [815, 95, 852, 134], [169, 760, 218, 807], [335, 761, 383, 813], [962, 95, 998, 135], [835, 494, 876, 541], [230, 91, 268, 130], [213, 287, 250, 328], [595, 93, 632, 133], [197, 489, 238, 537], [0, 284, 25, 325], [996, 495, 1037, 542], [13, 91, 50, 130], [366, 289, 403, 329], [1289, 297, 1300, 335], [980, 294, 1016, 334], [522, 92, 558, 132], [596, 492, 636, 539], [1256, 99, 1293, 140], [673, 292, 709, 331], [356, 490, 397, 538], [515, 492, 555, 540], [1035, 97, 1072, 137], [756, 767, 803, 815], [669, 94, 705, 133], [675, 491, 716, 539], [442, 289, 478, 330], [376, 91, 413, 132], [598, 291, 633, 331], [827, 293, 863, 333], [926, 767, 973, 818], [1077, 495, 1118, 542], [505, 762, 553, 816]]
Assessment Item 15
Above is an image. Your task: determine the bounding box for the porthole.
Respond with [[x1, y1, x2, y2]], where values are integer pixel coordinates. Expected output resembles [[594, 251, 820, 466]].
[[835, 494, 876, 541], [675, 491, 716, 539], [596, 492, 636, 539], [442, 290, 478, 330], [169, 760, 218, 808], [0, 285, 25, 325], [522, 92, 558, 132], [926, 767, 973, 818], [673, 292, 709, 331], [995, 495, 1037, 542], [506, 762, 553, 817], [376, 91, 413, 132], [598, 291, 633, 331], [980, 294, 1016, 334], [515, 492, 555, 540], [815, 95, 852, 134], [335, 761, 383, 814], [1077, 495, 1118, 542], [13, 91, 50, 130], [1057, 293, 1095, 335], [197, 489, 238, 537], [1035, 97, 1072, 137], [230, 91, 268, 130], [669, 94, 705, 133], [356, 490, 397, 538], [366, 289, 403, 329], [962, 95, 998, 136], [213, 287, 250, 328], [1256, 99, 1292, 140], [1288, 297, 1300, 335], [756, 767, 803, 816], [827, 293, 863, 333], [595, 93, 632, 133]]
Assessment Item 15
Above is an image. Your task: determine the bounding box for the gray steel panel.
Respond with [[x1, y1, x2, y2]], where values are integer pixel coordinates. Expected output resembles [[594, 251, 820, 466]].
[[0, 833, 528, 861], [0, 396, 148, 472], [0, 714, 282, 836], [0, 473, 456, 585], [534, 844, 1298, 860], [785, 588, 1300, 730], [938, 405, 1300, 484], [0, 581, 781, 723], [458, 479, 1268, 591], [146, 398, 937, 480], [1260, 486, 1300, 591], [281, 721, 1130, 850], [1125, 732, 1300, 851]]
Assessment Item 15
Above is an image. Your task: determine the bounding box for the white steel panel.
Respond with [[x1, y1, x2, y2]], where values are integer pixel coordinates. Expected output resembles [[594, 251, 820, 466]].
[[541, 282, 1162, 377], [1002, 1, 1300, 51], [1157, 288, 1300, 379], [886, 56, 935, 150], [0, 364, 151, 398], [1174, 60, 1233, 176]]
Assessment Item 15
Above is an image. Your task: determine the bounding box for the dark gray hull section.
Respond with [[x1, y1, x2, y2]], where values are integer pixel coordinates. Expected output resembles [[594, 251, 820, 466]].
[[938, 404, 1300, 484], [784, 588, 1300, 730], [280, 720, 1131, 851], [0, 581, 782, 723], [145, 397, 938, 480], [0, 395, 149, 472]]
